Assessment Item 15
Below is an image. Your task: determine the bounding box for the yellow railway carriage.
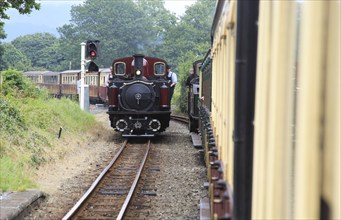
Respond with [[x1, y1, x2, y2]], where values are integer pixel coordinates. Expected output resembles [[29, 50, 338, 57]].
[[199, 0, 340, 219]]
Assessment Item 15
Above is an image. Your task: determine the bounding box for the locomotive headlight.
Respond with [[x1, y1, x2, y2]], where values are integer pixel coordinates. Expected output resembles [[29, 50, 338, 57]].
[[136, 70, 141, 76]]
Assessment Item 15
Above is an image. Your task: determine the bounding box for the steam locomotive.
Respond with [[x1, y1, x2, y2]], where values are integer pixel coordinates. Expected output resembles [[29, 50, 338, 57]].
[[106, 54, 171, 137]]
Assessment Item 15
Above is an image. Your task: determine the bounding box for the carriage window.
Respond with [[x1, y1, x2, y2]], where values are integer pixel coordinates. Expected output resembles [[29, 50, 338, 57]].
[[115, 62, 126, 75], [44, 75, 58, 84], [154, 62, 165, 75]]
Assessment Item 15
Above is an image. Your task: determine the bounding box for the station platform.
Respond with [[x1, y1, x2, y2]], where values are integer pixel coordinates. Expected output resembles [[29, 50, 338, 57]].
[[0, 189, 45, 220]]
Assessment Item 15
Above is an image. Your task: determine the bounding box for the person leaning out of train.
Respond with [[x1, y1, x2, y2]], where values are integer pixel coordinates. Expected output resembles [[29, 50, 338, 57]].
[[186, 69, 195, 87], [166, 64, 177, 103], [105, 66, 114, 87]]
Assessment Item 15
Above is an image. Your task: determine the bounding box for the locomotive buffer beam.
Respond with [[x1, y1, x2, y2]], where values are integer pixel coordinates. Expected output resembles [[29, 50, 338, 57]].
[[107, 111, 171, 115], [122, 133, 155, 138]]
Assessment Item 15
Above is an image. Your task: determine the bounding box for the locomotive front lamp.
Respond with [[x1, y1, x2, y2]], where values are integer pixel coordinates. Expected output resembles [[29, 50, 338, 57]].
[[136, 70, 141, 76]]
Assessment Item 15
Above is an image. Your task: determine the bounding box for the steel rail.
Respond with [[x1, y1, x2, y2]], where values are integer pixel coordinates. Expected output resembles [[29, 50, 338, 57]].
[[170, 115, 189, 124], [116, 139, 151, 220], [62, 139, 128, 220]]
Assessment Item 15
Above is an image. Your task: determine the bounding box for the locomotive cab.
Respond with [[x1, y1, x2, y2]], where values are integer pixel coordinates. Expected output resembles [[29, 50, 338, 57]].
[[187, 60, 202, 133], [106, 54, 171, 137]]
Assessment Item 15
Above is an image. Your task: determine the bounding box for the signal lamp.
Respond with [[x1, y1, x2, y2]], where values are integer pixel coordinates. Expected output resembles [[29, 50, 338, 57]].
[[86, 40, 100, 60], [90, 51, 96, 58]]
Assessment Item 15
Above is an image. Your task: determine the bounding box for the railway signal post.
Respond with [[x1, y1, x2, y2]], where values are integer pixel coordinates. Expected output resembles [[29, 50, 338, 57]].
[[80, 40, 100, 111], [80, 42, 87, 111]]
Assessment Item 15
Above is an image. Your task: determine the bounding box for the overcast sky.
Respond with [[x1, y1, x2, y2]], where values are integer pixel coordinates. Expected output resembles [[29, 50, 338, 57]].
[[3, 0, 196, 42]]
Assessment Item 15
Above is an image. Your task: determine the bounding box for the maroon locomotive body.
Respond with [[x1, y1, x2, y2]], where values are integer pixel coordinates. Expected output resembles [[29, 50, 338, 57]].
[[107, 54, 171, 137]]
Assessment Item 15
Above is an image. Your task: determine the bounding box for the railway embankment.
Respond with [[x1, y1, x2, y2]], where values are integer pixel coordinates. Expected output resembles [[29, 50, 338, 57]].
[[0, 107, 117, 220], [0, 70, 103, 192]]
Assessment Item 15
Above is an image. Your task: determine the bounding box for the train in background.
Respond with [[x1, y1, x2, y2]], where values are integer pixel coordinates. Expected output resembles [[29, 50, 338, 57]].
[[25, 54, 172, 137], [107, 54, 171, 137], [25, 68, 110, 103], [192, 0, 340, 219]]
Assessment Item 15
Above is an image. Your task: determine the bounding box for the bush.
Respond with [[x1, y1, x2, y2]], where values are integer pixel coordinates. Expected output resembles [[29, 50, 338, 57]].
[[175, 52, 198, 113], [0, 98, 27, 134], [0, 69, 48, 98], [0, 69, 97, 191]]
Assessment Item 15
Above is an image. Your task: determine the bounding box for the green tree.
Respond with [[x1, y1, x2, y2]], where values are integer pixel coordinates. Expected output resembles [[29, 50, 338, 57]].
[[58, 0, 177, 69], [162, 0, 215, 63], [0, 0, 40, 23], [0, 43, 32, 71], [163, 0, 215, 111], [176, 51, 199, 112], [0, 23, 5, 40], [12, 33, 61, 70], [134, 0, 177, 56], [0, 0, 40, 70], [37, 41, 66, 71], [56, 24, 81, 70], [0, 23, 7, 70]]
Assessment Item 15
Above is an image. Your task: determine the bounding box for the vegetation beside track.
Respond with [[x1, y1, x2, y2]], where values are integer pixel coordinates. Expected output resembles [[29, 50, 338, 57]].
[[0, 69, 97, 191]]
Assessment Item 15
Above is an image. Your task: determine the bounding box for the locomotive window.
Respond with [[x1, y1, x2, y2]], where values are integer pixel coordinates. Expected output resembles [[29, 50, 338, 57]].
[[154, 62, 165, 75], [114, 62, 126, 76]]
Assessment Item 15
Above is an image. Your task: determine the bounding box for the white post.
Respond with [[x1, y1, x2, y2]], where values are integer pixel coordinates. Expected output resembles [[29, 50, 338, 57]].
[[80, 42, 86, 110]]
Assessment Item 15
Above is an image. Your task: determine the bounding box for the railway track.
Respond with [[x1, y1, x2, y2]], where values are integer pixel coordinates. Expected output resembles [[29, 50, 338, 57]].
[[170, 114, 189, 124], [62, 139, 152, 220]]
